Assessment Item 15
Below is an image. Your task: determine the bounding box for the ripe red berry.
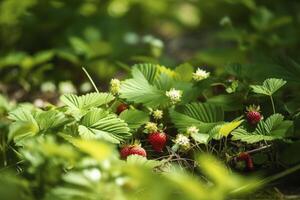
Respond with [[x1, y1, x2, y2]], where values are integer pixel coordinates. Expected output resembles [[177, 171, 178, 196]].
[[120, 146, 131, 159], [117, 103, 128, 114], [120, 145, 147, 159], [237, 152, 250, 161], [128, 145, 147, 157], [247, 111, 262, 124], [236, 152, 254, 171], [246, 105, 262, 125], [148, 132, 167, 152]]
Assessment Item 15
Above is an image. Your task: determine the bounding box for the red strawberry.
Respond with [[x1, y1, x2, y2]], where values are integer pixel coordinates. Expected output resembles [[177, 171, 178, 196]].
[[120, 145, 147, 159], [148, 132, 167, 152], [120, 145, 131, 159], [128, 145, 147, 157], [237, 152, 250, 161], [236, 152, 254, 171], [117, 103, 128, 115], [246, 105, 262, 125]]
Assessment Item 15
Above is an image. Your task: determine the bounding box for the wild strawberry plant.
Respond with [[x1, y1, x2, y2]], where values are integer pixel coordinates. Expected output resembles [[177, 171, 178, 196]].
[[0, 63, 299, 200]]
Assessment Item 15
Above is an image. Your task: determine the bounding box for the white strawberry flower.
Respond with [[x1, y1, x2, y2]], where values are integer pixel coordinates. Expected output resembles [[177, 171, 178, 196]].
[[174, 134, 190, 149], [186, 126, 199, 135], [145, 122, 158, 133], [192, 68, 210, 81], [110, 78, 121, 95], [166, 88, 182, 104], [152, 109, 163, 120]]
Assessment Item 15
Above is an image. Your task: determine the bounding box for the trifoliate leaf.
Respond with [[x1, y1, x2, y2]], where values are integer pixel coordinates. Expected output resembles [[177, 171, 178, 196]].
[[250, 78, 286, 96]]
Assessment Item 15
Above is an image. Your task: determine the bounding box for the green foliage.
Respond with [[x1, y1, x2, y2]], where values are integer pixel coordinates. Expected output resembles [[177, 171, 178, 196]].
[[60, 93, 114, 119], [232, 114, 293, 144], [79, 108, 131, 143], [170, 102, 224, 133], [119, 109, 149, 131], [250, 78, 287, 96], [1, 62, 299, 199]]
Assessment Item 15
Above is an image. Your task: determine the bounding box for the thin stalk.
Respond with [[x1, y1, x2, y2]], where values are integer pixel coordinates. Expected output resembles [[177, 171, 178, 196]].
[[270, 95, 276, 114], [231, 163, 300, 195], [82, 67, 99, 93], [260, 163, 300, 185]]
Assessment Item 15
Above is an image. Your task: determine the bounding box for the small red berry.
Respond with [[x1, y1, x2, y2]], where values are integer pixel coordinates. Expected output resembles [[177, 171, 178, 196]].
[[117, 103, 128, 114], [120, 146, 131, 159], [120, 145, 147, 159], [246, 105, 262, 125], [236, 152, 254, 171], [148, 132, 167, 152], [128, 145, 147, 157], [237, 152, 250, 161]]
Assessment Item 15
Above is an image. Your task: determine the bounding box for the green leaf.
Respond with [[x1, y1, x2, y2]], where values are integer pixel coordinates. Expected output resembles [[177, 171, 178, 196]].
[[35, 110, 69, 131], [232, 114, 293, 143], [79, 108, 131, 143], [60, 92, 114, 119], [250, 78, 286, 96], [219, 120, 244, 137], [190, 133, 210, 144], [176, 103, 224, 123], [8, 107, 39, 143], [170, 103, 224, 133], [119, 109, 149, 131], [174, 63, 194, 81], [231, 128, 276, 144], [126, 155, 161, 168], [71, 138, 114, 161], [133, 63, 159, 84], [120, 67, 169, 108]]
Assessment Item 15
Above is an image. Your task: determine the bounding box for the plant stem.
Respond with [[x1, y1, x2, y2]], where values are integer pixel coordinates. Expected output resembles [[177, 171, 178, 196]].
[[260, 163, 300, 185], [82, 67, 99, 93], [270, 95, 276, 114]]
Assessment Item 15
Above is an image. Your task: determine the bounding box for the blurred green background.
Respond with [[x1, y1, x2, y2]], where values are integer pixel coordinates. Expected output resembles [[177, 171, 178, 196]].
[[1, 0, 300, 100]]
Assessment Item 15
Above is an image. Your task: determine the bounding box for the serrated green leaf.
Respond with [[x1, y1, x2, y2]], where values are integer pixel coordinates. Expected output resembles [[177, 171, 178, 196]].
[[133, 63, 159, 84], [60, 92, 114, 119], [8, 107, 39, 143], [250, 78, 286, 96], [232, 114, 292, 143], [35, 110, 69, 131], [120, 67, 169, 108], [79, 108, 131, 143], [169, 103, 224, 133], [119, 109, 149, 131], [231, 128, 276, 144]]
